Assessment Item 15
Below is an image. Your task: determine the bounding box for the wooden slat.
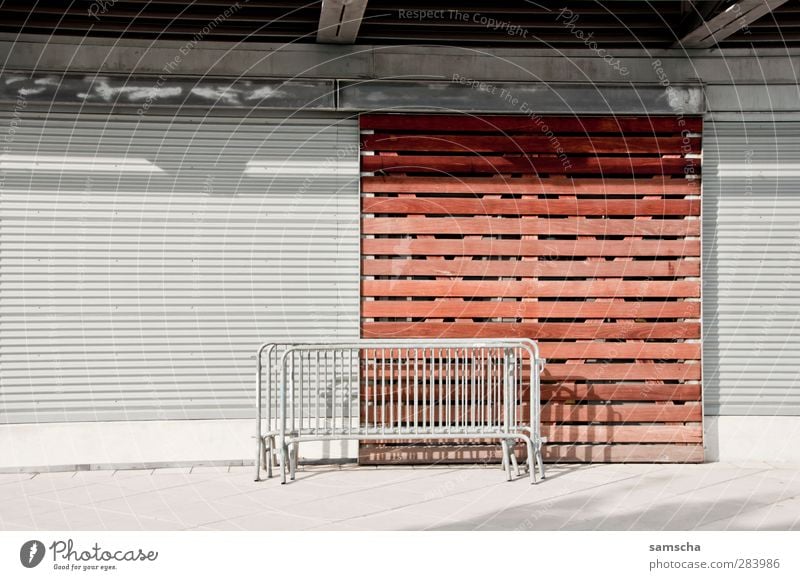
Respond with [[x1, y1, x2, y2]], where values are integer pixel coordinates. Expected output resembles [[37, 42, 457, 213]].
[[362, 239, 700, 257], [362, 155, 699, 175], [357, 340, 703, 361], [362, 197, 700, 216], [540, 342, 701, 360], [362, 280, 700, 298], [359, 380, 701, 401], [362, 217, 700, 236], [361, 404, 523, 424], [542, 402, 702, 423], [545, 425, 702, 444], [362, 300, 702, 320], [363, 134, 701, 154], [541, 383, 701, 401], [362, 322, 701, 339], [365, 360, 700, 380], [542, 363, 701, 381], [362, 176, 700, 195], [360, 114, 704, 134], [542, 443, 703, 463], [362, 402, 701, 424], [361, 258, 701, 278], [358, 443, 704, 464]]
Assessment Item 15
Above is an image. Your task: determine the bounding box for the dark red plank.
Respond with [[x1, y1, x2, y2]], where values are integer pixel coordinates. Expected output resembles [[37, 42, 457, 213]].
[[362, 197, 700, 216], [362, 217, 700, 236], [362, 280, 701, 298], [362, 155, 700, 176], [362, 176, 700, 195], [541, 383, 701, 401], [360, 114, 703, 134], [361, 258, 701, 277], [362, 238, 701, 257], [361, 300, 702, 321], [363, 134, 701, 154], [542, 403, 702, 423], [361, 322, 701, 339]]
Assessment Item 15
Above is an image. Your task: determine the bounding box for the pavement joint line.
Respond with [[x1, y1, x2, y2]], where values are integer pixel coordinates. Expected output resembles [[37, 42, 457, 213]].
[[222, 466, 468, 508], [303, 468, 649, 530], [25, 473, 226, 500], [690, 474, 800, 530], [591, 466, 769, 530]]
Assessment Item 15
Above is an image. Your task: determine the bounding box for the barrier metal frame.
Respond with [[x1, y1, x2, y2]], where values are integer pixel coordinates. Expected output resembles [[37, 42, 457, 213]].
[[255, 338, 545, 484]]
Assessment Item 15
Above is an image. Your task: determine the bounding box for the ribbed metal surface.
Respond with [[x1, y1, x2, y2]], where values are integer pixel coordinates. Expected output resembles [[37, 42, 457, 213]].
[[0, 110, 360, 423], [703, 120, 800, 415]]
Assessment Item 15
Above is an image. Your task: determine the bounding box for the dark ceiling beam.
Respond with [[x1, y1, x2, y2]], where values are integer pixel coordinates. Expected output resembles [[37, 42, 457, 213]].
[[677, 0, 790, 48], [317, 0, 368, 44]]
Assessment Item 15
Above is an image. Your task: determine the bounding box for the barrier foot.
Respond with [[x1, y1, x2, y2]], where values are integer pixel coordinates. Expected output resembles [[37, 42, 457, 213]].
[[510, 450, 520, 478], [536, 445, 546, 481], [524, 437, 536, 484], [279, 443, 288, 485], [289, 442, 298, 481], [254, 436, 263, 482], [500, 441, 512, 482], [266, 437, 274, 479]]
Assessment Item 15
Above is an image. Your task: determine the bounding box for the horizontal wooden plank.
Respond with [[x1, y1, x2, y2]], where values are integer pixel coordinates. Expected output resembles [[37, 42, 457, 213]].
[[360, 378, 702, 403], [541, 443, 703, 463], [541, 342, 701, 359], [360, 402, 701, 424], [362, 300, 702, 320], [542, 402, 702, 423], [361, 258, 701, 278], [362, 197, 700, 216], [543, 363, 701, 381], [541, 383, 701, 402], [362, 217, 699, 236], [362, 280, 701, 298], [360, 114, 704, 134], [363, 134, 700, 155], [361, 322, 701, 339], [361, 362, 702, 383], [358, 444, 509, 465], [358, 443, 704, 464], [545, 425, 702, 444], [362, 155, 699, 176], [362, 176, 701, 195], [362, 239, 700, 258], [360, 404, 521, 425], [365, 357, 701, 380]]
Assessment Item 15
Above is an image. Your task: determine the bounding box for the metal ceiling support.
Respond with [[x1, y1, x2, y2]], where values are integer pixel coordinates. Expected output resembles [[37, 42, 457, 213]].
[[677, 0, 790, 48], [317, 0, 368, 44]]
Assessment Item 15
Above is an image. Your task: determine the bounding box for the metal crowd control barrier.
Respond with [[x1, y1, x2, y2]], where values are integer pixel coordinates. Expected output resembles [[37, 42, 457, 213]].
[[255, 339, 545, 484]]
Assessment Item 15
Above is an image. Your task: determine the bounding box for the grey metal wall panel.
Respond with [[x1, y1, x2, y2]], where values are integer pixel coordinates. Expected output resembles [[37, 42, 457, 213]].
[[0, 110, 360, 423], [338, 80, 704, 114], [703, 120, 800, 415]]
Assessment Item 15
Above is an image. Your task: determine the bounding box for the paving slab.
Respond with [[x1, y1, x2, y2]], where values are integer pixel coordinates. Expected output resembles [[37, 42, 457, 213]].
[[1, 463, 798, 531]]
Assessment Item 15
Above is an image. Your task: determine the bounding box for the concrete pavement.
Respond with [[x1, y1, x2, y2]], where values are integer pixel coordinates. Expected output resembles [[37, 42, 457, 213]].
[[1, 462, 798, 531]]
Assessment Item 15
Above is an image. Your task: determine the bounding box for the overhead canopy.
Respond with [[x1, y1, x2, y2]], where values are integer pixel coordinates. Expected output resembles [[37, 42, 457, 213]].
[[0, 0, 796, 48]]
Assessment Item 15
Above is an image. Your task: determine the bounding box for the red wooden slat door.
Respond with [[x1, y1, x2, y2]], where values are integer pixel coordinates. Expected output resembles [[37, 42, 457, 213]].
[[359, 113, 703, 464]]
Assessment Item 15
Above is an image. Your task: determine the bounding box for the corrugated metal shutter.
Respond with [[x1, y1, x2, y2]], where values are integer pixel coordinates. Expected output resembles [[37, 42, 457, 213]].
[[0, 109, 360, 423], [703, 120, 800, 415]]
